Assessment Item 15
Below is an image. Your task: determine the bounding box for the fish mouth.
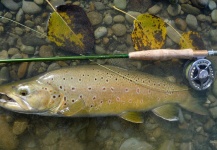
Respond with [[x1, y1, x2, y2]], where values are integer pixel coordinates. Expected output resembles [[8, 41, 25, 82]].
[[0, 93, 33, 112]]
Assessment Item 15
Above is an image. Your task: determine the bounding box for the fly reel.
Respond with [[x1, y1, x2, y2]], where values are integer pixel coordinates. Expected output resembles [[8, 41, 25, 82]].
[[184, 58, 215, 91]]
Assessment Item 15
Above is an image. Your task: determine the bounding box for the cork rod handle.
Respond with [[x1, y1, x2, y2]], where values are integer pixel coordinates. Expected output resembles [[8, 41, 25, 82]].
[[128, 49, 208, 60]]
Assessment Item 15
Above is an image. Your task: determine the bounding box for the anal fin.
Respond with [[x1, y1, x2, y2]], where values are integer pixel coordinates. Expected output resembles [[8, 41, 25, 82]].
[[152, 104, 179, 121], [119, 112, 144, 123]]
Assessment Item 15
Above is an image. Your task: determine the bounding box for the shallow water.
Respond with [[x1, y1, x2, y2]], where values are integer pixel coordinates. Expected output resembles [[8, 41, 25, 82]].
[[0, 0, 216, 150]]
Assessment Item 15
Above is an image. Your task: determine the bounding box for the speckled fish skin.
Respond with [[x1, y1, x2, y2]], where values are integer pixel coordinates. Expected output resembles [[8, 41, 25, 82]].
[[0, 65, 207, 120]]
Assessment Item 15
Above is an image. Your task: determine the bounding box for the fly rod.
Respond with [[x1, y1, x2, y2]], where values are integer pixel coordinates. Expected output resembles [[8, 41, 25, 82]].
[[0, 49, 216, 63]]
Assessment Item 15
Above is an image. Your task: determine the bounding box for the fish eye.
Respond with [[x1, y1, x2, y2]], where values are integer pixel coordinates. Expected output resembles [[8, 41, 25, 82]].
[[18, 86, 30, 96]]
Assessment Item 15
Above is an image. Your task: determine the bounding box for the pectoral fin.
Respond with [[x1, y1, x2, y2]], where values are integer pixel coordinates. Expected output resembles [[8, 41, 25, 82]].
[[119, 112, 144, 123], [61, 99, 85, 116], [152, 104, 179, 121]]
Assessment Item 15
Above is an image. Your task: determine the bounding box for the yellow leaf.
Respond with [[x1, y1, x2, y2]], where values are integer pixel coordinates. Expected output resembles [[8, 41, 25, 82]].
[[131, 14, 167, 51], [47, 4, 94, 54], [179, 31, 205, 50]]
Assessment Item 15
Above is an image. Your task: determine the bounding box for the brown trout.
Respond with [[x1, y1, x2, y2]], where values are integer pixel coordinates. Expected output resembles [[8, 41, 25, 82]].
[[0, 65, 207, 123]]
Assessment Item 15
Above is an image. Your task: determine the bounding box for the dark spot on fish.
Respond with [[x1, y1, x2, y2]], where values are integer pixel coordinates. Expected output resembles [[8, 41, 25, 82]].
[[102, 87, 106, 91], [64, 97, 67, 101], [63, 78, 66, 80], [72, 99, 75, 103], [94, 78, 97, 81], [51, 78, 54, 80], [58, 95, 61, 97], [53, 95, 56, 99], [100, 100, 103, 104], [71, 77, 73, 80], [106, 79, 109, 82], [60, 86, 63, 89], [93, 96, 96, 100], [79, 95, 83, 99], [79, 79, 81, 81], [71, 87, 75, 91]]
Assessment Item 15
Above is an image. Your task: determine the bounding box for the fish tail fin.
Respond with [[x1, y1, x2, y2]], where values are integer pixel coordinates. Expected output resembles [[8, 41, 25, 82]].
[[179, 95, 208, 115]]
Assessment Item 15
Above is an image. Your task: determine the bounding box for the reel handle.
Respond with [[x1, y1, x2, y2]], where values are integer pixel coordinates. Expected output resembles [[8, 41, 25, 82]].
[[129, 49, 208, 60]]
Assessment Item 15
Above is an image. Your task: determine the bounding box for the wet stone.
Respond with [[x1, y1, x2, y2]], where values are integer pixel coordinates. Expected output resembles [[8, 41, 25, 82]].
[[95, 45, 106, 54], [16, 8, 24, 22], [94, 2, 105, 11], [103, 14, 113, 25], [94, 26, 108, 39], [175, 18, 187, 31], [87, 11, 103, 26], [148, 2, 163, 15], [1, 0, 22, 11], [22, 1, 42, 14], [167, 4, 181, 16], [20, 44, 35, 54], [12, 118, 28, 135], [0, 67, 10, 84], [211, 9, 217, 22], [18, 62, 29, 79], [209, 1, 217, 10], [125, 11, 141, 24], [158, 140, 175, 150], [119, 138, 154, 150], [209, 107, 217, 118], [112, 24, 127, 36], [15, 27, 24, 35], [39, 45, 54, 57], [114, 0, 127, 9], [181, 4, 201, 15], [186, 14, 198, 29], [47, 63, 61, 72], [42, 131, 59, 145], [113, 15, 125, 23]]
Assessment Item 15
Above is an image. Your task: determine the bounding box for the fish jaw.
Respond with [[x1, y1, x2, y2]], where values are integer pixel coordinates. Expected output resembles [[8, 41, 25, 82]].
[[0, 80, 63, 114]]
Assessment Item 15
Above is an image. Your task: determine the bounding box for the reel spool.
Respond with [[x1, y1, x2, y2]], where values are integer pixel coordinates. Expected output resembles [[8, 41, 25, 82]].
[[184, 58, 215, 91]]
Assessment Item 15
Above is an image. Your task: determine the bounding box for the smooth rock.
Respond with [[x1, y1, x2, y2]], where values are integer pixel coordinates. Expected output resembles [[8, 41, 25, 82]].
[[20, 44, 35, 54], [186, 14, 198, 29], [181, 4, 201, 15], [191, 0, 209, 8], [113, 15, 125, 23], [114, 0, 127, 9], [95, 45, 106, 54], [175, 18, 187, 31], [148, 2, 162, 15], [34, 0, 44, 5], [0, 67, 10, 84], [22, 1, 42, 14], [119, 138, 154, 150], [180, 142, 194, 150], [158, 140, 175, 150], [125, 11, 141, 24], [197, 14, 208, 22], [211, 9, 217, 22], [209, 1, 217, 10], [8, 48, 19, 55], [0, 117, 19, 150], [1, 12, 13, 23], [127, 0, 152, 12], [47, 63, 61, 72], [103, 14, 113, 25], [167, 4, 181, 16], [43, 131, 59, 145], [94, 2, 105, 10], [94, 26, 107, 39], [11, 53, 23, 59], [112, 24, 127, 36], [209, 29, 217, 42], [12, 118, 28, 135], [87, 11, 103, 26], [39, 45, 54, 57], [15, 27, 24, 35], [1, 0, 22, 11], [18, 62, 28, 79], [16, 9, 24, 22], [209, 107, 217, 118], [0, 50, 8, 59]]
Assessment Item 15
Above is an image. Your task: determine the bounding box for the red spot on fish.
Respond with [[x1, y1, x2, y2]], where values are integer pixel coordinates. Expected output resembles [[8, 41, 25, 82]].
[[102, 87, 106, 91], [125, 88, 129, 92], [128, 99, 132, 103], [136, 88, 140, 94], [116, 97, 120, 102], [108, 99, 112, 105], [110, 87, 114, 92]]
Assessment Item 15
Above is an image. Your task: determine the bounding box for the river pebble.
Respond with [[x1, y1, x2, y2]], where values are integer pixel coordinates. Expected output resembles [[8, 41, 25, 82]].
[[191, 0, 209, 8], [209, 107, 217, 118], [125, 11, 141, 24], [87, 11, 103, 26], [0, 50, 8, 59], [113, 15, 125, 23], [22, 1, 42, 14], [0, 67, 10, 84], [20, 44, 35, 54], [18, 62, 28, 79], [103, 14, 113, 25], [211, 9, 217, 22], [181, 4, 201, 15], [16, 9, 24, 22], [186, 14, 198, 29], [94, 26, 108, 39], [209, 29, 217, 42], [158, 140, 175, 150], [209, 1, 217, 10], [0, 116, 19, 150], [15, 27, 24, 35], [175, 18, 187, 31], [112, 24, 127, 36], [12, 118, 28, 135], [8, 48, 19, 55], [94, 2, 105, 11], [114, 0, 127, 9], [167, 4, 181, 16], [119, 138, 154, 150], [34, 0, 44, 5], [47, 63, 61, 71], [39, 45, 54, 57], [1, 0, 22, 11], [95, 45, 106, 54], [43, 131, 59, 145], [179, 142, 194, 150], [148, 2, 162, 15], [166, 26, 180, 44]]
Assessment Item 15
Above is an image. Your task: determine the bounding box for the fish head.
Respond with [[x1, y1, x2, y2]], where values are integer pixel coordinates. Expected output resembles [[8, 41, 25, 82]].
[[0, 80, 62, 114]]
